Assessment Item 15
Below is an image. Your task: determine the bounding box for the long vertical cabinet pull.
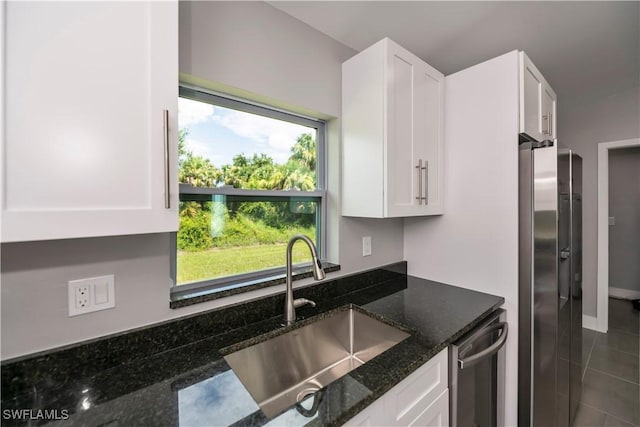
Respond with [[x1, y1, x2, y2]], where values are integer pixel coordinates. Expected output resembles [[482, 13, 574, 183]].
[[415, 159, 428, 205], [547, 113, 551, 136], [549, 112, 553, 138], [415, 159, 423, 205], [423, 161, 428, 204], [163, 109, 171, 209], [543, 113, 551, 136]]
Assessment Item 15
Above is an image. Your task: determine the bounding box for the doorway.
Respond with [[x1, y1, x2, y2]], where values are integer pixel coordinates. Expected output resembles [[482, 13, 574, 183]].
[[596, 138, 640, 332]]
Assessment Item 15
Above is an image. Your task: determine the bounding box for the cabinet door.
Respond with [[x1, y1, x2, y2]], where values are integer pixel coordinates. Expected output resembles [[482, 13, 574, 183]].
[[384, 348, 448, 426], [542, 84, 557, 140], [519, 52, 545, 142], [410, 389, 449, 427], [414, 60, 445, 216], [344, 349, 449, 427], [2, 1, 178, 242], [519, 52, 557, 143], [385, 41, 444, 217], [343, 396, 386, 427]]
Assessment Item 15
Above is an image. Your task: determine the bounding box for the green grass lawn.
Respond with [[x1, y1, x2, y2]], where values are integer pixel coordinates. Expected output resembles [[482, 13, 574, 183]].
[[177, 243, 314, 284]]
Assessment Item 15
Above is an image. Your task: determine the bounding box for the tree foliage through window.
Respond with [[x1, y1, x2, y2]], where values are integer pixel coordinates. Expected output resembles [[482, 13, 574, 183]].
[[176, 126, 320, 284]]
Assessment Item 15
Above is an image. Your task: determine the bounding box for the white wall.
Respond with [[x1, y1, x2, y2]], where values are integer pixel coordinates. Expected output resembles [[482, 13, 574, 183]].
[[403, 51, 520, 427], [608, 147, 640, 293], [559, 85, 640, 316], [180, 1, 345, 119], [0, 1, 404, 360]]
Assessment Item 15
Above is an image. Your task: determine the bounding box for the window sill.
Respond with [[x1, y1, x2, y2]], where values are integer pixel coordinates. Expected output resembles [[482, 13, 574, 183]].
[[169, 262, 340, 309]]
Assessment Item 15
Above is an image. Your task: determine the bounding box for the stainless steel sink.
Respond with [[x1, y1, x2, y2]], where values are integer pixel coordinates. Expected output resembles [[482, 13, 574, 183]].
[[223, 306, 410, 417]]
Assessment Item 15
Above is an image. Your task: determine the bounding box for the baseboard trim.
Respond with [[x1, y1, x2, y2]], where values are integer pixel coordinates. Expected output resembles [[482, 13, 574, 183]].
[[609, 287, 640, 300], [582, 315, 599, 331]]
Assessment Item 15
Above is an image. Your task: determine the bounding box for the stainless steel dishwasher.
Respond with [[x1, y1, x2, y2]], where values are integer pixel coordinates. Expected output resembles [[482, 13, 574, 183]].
[[450, 309, 508, 427]]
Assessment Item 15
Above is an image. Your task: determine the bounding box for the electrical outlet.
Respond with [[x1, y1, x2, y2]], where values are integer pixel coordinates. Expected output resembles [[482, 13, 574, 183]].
[[68, 275, 115, 317], [362, 236, 372, 257], [75, 285, 90, 309]]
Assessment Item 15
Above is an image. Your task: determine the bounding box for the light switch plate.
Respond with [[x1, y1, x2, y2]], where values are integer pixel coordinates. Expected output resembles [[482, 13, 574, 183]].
[[68, 275, 115, 317], [362, 236, 372, 257]]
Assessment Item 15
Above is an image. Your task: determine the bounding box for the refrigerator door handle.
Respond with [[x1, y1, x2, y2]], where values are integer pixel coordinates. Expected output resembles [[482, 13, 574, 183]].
[[458, 322, 508, 369]]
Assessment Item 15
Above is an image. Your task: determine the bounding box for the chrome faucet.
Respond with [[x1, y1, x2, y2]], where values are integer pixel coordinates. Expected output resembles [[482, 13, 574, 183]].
[[284, 234, 325, 325]]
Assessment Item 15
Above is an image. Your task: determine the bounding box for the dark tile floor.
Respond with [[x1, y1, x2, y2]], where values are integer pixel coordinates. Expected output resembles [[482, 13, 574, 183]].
[[574, 298, 639, 426]]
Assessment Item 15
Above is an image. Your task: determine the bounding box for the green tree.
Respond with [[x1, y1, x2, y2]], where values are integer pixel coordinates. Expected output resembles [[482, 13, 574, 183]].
[[289, 133, 316, 171], [178, 128, 190, 166], [178, 201, 213, 250], [279, 163, 315, 191], [178, 128, 222, 187], [178, 129, 222, 250], [177, 129, 318, 252], [180, 156, 222, 187], [222, 153, 280, 189], [278, 133, 316, 190]]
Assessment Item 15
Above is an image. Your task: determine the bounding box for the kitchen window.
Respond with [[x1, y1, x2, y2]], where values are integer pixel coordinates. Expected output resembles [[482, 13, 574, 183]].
[[171, 86, 326, 299]]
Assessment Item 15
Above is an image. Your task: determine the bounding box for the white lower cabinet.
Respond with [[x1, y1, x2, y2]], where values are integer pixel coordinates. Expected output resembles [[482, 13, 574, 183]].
[[408, 389, 449, 427], [344, 397, 387, 427], [344, 348, 449, 427]]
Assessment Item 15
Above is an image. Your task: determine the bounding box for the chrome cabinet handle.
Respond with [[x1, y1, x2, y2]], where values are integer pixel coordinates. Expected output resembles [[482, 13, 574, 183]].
[[416, 159, 423, 205], [543, 111, 552, 136], [415, 159, 428, 205], [423, 161, 428, 204], [163, 110, 170, 209]]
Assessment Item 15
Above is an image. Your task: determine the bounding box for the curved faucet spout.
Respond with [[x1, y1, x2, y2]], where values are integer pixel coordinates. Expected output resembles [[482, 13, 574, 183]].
[[285, 234, 325, 325]]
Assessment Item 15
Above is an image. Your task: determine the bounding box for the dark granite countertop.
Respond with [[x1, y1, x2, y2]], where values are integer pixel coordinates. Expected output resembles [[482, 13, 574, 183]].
[[1, 264, 504, 426]]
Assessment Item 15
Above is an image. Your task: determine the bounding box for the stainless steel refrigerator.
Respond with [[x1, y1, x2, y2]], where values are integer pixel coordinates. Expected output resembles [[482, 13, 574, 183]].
[[518, 140, 583, 427]]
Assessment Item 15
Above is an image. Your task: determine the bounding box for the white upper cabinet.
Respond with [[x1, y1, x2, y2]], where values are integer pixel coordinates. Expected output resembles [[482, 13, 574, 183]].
[[342, 38, 444, 218], [2, 1, 179, 242], [519, 52, 557, 142]]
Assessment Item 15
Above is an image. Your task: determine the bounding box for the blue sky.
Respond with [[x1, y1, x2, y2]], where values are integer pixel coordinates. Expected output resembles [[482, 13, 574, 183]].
[[178, 97, 314, 167]]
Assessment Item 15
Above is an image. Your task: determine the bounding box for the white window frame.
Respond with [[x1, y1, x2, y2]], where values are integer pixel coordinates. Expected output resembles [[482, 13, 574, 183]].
[[170, 86, 327, 298]]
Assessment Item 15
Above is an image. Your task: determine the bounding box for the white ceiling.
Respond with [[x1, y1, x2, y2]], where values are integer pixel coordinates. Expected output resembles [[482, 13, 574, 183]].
[[268, 1, 640, 103]]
